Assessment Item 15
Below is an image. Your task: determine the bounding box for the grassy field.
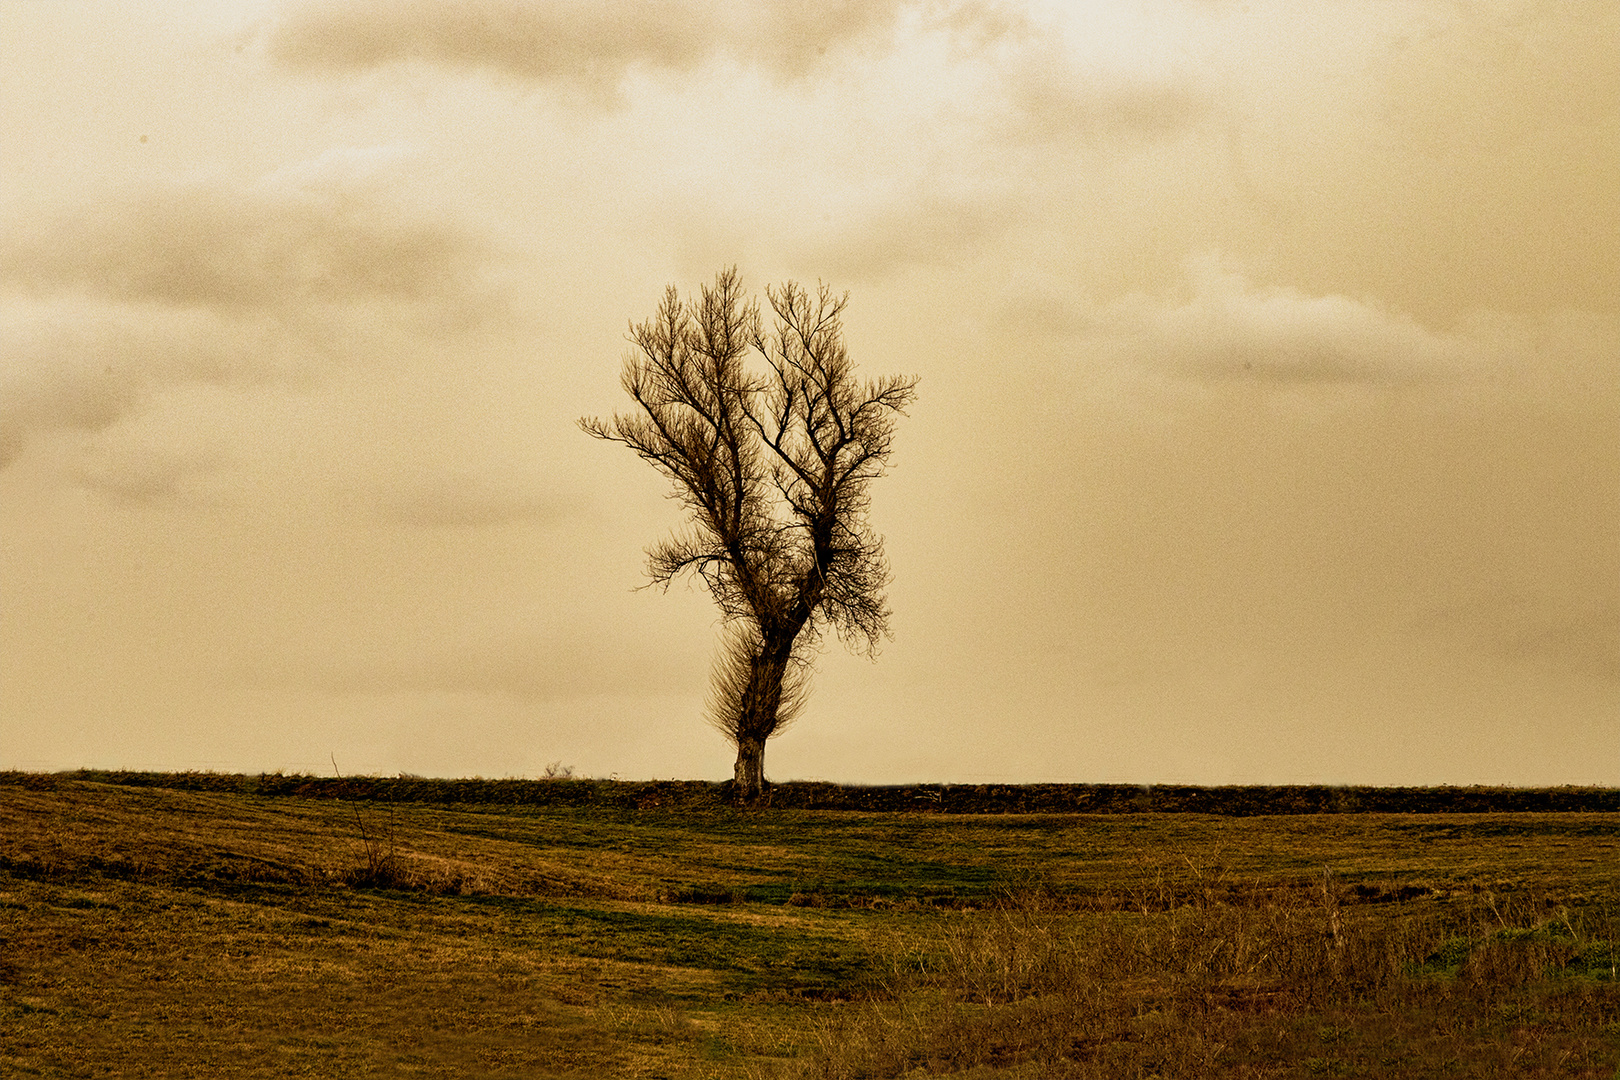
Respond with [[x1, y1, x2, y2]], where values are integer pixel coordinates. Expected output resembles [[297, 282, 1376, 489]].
[[2, 774, 1617, 1078]]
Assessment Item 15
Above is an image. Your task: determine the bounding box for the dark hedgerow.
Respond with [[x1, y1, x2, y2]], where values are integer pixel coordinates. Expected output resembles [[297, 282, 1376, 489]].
[[7, 770, 1616, 815]]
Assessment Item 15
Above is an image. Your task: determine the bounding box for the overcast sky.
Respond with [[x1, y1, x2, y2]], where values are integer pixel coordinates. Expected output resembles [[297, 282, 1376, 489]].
[[3, 0, 1615, 785]]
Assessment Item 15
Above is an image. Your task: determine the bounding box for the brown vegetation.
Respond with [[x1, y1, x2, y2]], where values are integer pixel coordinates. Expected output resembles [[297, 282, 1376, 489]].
[[795, 879, 1619, 1078], [2, 772, 1616, 1077]]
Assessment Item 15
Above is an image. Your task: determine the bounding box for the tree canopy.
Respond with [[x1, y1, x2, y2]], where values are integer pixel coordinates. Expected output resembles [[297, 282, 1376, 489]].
[[582, 268, 917, 800]]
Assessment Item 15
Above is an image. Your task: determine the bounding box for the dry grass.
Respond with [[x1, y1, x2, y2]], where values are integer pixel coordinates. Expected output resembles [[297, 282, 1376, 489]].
[[1, 775, 1616, 1078], [791, 881, 1620, 1078]]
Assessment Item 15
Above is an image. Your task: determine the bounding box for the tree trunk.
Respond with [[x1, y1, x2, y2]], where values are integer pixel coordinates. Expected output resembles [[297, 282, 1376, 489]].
[[733, 736, 766, 803], [729, 629, 796, 803]]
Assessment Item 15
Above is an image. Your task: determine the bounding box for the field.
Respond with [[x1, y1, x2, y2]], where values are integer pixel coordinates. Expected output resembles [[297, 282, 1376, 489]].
[[2, 773, 1617, 1078]]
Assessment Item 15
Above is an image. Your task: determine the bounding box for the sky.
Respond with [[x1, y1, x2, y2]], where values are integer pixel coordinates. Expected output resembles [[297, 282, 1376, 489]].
[[2, 0, 1616, 786]]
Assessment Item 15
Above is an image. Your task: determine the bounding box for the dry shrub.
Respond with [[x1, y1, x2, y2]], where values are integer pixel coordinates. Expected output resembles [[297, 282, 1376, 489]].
[[337, 848, 495, 894], [331, 797, 495, 894]]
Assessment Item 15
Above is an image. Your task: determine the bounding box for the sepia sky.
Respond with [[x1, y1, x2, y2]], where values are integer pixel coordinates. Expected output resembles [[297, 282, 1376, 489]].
[[2, 0, 1616, 785]]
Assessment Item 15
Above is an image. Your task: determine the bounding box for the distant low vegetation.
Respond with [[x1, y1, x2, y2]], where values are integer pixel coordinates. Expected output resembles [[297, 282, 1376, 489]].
[[3, 771, 1617, 1077], [11, 768, 1619, 814]]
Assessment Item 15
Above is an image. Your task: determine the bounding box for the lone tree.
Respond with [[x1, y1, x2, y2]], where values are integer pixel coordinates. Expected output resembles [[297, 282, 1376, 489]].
[[582, 268, 917, 802]]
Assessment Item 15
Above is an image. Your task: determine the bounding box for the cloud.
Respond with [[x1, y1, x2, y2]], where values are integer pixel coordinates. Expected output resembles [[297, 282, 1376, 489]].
[[263, 0, 1212, 294], [0, 318, 138, 466], [4, 172, 474, 313], [269, 0, 1213, 142], [1082, 255, 1488, 386], [1404, 587, 1620, 685], [58, 387, 236, 506], [1008, 64, 1209, 143], [790, 196, 1009, 281], [17, 367, 569, 528], [975, 7, 1213, 145], [0, 301, 281, 469], [365, 467, 573, 529], [0, 151, 515, 520], [269, 0, 910, 99]]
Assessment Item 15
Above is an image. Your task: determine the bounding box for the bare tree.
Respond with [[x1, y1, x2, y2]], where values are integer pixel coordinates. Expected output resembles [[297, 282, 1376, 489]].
[[581, 268, 917, 801]]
